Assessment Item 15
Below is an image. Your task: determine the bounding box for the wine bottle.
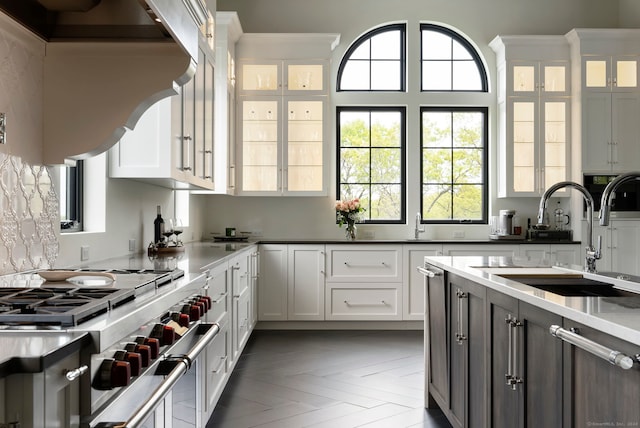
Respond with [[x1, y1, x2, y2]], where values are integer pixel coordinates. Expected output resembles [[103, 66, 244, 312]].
[[154, 205, 165, 244]]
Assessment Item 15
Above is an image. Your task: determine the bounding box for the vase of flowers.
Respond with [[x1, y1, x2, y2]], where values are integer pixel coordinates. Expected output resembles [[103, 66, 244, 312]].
[[335, 198, 365, 241]]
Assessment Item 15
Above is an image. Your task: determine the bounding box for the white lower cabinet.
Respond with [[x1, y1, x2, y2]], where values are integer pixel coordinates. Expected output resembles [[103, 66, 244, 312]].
[[288, 245, 325, 320], [325, 283, 401, 320], [204, 319, 230, 420], [443, 244, 520, 257], [403, 244, 444, 320], [258, 244, 288, 320], [519, 243, 581, 265]]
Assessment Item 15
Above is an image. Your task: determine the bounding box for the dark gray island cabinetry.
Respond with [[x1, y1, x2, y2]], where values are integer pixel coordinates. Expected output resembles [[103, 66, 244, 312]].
[[423, 256, 640, 428]]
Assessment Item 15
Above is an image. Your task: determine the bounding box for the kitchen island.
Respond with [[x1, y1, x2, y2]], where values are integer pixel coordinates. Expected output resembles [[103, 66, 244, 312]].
[[422, 255, 640, 428]]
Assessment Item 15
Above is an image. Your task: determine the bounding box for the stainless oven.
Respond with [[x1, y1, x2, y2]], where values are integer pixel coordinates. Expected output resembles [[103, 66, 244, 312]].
[[89, 322, 218, 428]]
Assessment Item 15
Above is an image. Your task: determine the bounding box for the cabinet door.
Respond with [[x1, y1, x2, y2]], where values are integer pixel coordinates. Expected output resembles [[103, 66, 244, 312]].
[[287, 245, 325, 320], [425, 264, 448, 409], [203, 55, 215, 183], [449, 274, 486, 428], [611, 92, 640, 172], [404, 245, 444, 320], [239, 97, 281, 193], [232, 287, 251, 359], [519, 302, 563, 428], [562, 320, 640, 427], [239, 60, 281, 94], [285, 98, 326, 194], [610, 221, 640, 275], [284, 60, 327, 95], [258, 244, 288, 320], [541, 99, 570, 192], [205, 320, 230, 418], [488, 290, 520, 428], [582, 92, 612, 173], [195, 47, 207, 182], [181, 73, 196, 175]]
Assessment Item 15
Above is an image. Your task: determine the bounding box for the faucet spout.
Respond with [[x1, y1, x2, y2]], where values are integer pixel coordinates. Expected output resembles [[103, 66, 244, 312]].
[[415, 212, 425, 239], [599, 171, 640, 226], [537, 181, 600, 273]]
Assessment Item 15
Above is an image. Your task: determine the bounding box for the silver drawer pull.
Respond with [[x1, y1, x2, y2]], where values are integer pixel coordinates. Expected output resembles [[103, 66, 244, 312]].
[[343, 262, 388, 267], [550, 325, 635, 370], [211, 292, 228, 304], [344, 300, 388, 307], [212, 356, 228, 374]]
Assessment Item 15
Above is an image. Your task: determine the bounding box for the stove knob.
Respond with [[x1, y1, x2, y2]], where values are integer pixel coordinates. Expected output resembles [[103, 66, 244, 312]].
[[93, 358, 130, 390], [197, 296, 211, 312], [114, 350, 142, 376], [170, 312, 190, 328], [191, 298, 206, 315], [151, 323, 176, 346], [136, 336, 160, 359], [182, 303, 201, 321], [125, 342, 151, 367], [201, 295, 212, 310]]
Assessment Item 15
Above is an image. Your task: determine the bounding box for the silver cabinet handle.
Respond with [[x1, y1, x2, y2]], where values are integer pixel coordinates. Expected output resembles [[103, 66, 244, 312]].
[[505, 315, 523, 390], [211, 292, 228, 304], [212, 356, 228, 374], [455, 289, 467, 344], [416, 266, 441, 278], [182, 135, 193, 171], [550, 325, 634, 370], [343, 300, 388, 306]]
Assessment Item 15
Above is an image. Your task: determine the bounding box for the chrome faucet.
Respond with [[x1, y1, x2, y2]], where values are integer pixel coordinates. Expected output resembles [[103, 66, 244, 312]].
[[537, 181, 600, 273], [415, 212, 425, 239], [599, 171, 640, 226]]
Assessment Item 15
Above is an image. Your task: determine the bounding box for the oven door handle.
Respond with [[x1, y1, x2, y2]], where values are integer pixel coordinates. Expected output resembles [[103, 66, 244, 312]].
[[117, 322, 220, 428]]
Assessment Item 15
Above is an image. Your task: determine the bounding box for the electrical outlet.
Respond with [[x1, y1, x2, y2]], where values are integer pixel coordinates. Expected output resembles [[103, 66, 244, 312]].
[[453, 230, 465, 239], [361, 230, 375, 239], [129, 239, 136, 252], [81, 245, 90, 261]]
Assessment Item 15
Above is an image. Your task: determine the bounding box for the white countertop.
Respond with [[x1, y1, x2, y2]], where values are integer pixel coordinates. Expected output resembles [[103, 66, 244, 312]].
[[423, 256, 640, 344]]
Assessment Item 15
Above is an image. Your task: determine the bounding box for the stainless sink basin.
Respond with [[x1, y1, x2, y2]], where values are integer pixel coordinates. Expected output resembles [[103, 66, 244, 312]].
[[497, 273, 639, 297]]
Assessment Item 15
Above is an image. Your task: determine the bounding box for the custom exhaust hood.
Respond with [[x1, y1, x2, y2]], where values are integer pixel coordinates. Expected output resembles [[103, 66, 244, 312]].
[[0, 0, 210, 165]]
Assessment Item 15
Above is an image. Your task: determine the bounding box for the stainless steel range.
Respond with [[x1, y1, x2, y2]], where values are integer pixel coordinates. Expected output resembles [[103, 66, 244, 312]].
[[0, 266, 219, 428]]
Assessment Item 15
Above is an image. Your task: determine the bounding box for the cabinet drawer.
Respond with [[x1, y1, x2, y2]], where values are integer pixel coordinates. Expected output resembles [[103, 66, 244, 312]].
[[327, 246, 401, 282], [206, 264, 229, 323], [325, 283, 401, 320], [206, 320, 229, 413]]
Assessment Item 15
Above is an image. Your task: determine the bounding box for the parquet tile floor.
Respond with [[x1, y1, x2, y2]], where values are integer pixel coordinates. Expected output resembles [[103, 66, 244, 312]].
[[207, 330, 452, 428]]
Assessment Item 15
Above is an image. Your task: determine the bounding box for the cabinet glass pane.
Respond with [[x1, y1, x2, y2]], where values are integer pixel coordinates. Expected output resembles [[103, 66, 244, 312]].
[[544, 102, 566, 186], [242, 100, 279, 191], [513, 101, 535, 192], [513, 65, 535, 92], [616, 60, 637, 88], [242, 64, 278, 91], [585, 60, 607, 88], [287, 100, 323, 191], [288, 64, 323, 91], [543, 66, 566, 92]]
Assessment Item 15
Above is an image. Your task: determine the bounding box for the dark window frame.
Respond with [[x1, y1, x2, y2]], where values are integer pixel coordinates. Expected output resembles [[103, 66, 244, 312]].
[[420, 23, 488, 93], [336, 106, 407, 225], [419, 106, 488, 224], [337, 23, 407, 92], [60, 160, 83, 232]]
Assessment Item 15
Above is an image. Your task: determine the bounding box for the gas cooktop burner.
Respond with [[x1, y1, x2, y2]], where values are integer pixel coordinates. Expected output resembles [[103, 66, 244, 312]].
[[0, 287, 135, 326]]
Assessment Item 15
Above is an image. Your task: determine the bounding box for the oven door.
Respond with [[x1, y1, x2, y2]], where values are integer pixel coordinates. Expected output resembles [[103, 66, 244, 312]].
[[89, 322, 219, 428]]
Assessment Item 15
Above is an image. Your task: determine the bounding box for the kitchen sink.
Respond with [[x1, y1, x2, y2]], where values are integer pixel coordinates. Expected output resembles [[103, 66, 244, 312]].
[[497, 273, 640, 297]]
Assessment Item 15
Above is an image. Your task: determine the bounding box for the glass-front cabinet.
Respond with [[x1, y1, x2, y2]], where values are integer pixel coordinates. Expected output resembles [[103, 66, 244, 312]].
[[235, 32, 338, 196], [490, 36, 571, 197], [567, 29, 640, 174]]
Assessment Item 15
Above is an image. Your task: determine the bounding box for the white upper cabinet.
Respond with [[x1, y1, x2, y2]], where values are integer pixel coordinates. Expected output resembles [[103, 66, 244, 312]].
[[567, 29, 640, 174], [109, 36, 217, 190], [490, 36, 571, 198], [235, 33, 340, 196]]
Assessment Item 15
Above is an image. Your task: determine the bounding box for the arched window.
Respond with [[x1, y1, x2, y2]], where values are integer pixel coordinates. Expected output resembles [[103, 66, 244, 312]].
[[337, 23, 406, 91], [336, 22, 489, 224], [421, 23, 488, 92]]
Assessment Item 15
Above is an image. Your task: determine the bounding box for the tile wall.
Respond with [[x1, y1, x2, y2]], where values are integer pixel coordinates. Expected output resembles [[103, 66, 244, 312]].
[[0, 153, 58, 274]]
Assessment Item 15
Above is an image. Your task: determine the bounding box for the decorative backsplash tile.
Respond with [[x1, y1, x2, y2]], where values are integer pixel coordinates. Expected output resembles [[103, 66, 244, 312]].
[[0, 152, 58, 274]]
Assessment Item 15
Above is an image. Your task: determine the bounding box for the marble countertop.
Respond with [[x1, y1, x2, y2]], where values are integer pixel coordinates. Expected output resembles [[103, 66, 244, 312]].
[[423, 255, 640, 344]]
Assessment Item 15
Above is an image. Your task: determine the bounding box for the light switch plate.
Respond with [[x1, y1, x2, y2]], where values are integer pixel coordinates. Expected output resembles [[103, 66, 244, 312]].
[[81, 245, 90, 261]]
